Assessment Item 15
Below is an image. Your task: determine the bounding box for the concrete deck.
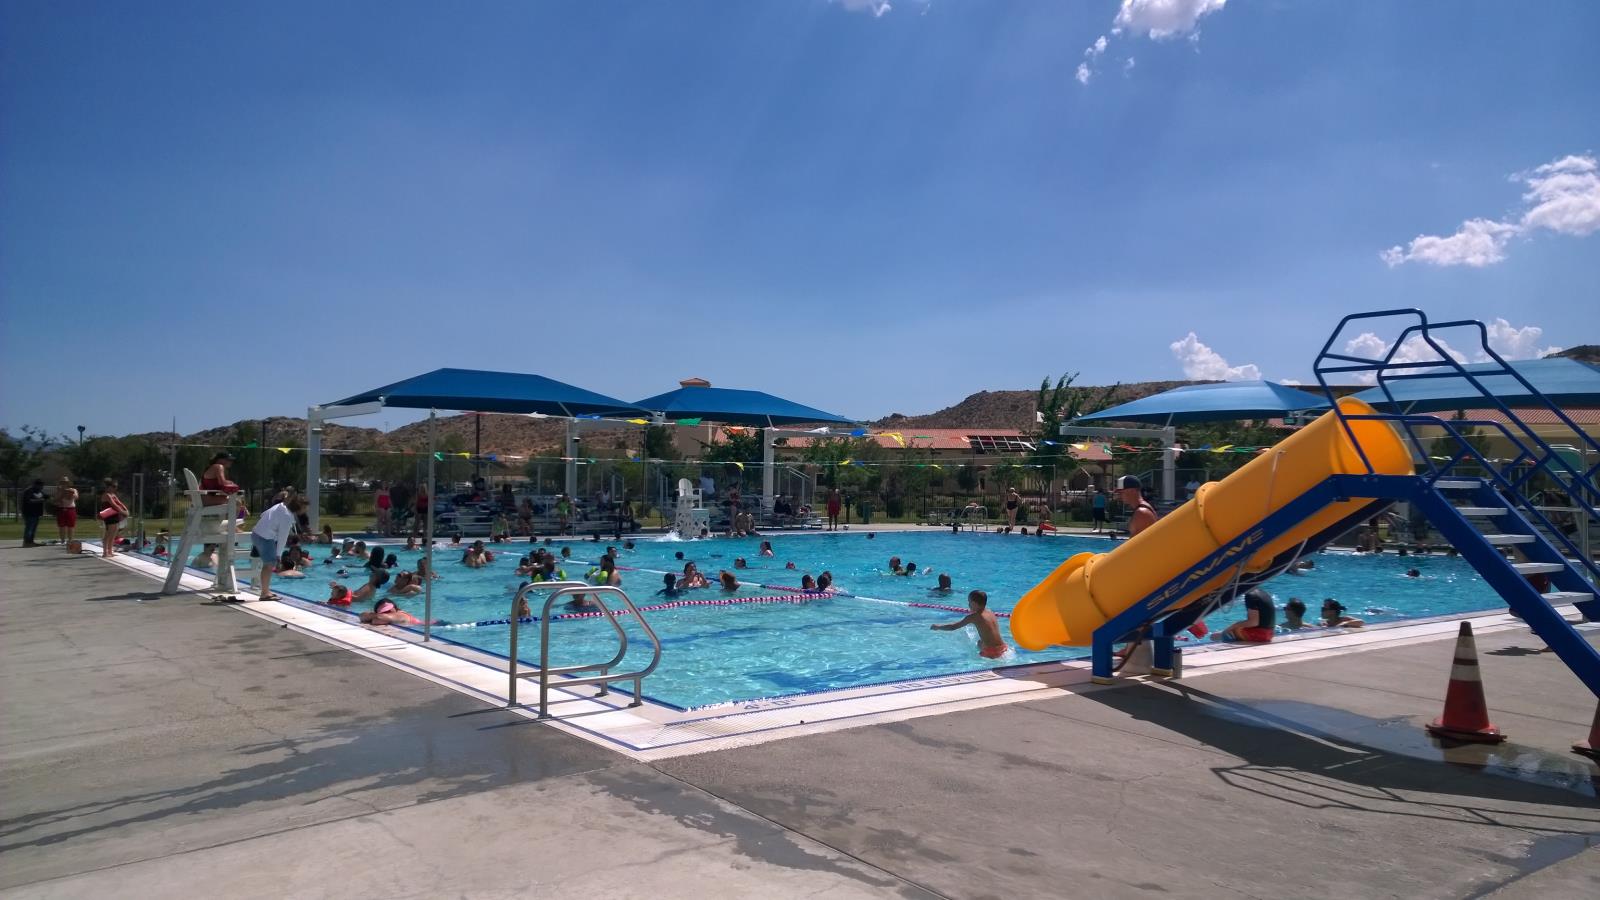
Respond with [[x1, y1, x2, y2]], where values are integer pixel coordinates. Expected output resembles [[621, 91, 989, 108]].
[[2, 548, 1597, 899]]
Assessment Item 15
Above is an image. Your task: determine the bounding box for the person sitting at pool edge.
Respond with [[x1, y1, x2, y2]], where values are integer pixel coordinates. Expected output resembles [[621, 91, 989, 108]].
[[930, 590, 1010, 660], [1282, 598, 1308, 630], [1321, 599, 1364, 628], [1218, 588, 1276, 643]]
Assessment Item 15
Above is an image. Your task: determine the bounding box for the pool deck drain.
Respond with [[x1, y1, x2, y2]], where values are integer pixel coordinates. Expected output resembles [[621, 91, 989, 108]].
[[91, 544, 1590, 761]]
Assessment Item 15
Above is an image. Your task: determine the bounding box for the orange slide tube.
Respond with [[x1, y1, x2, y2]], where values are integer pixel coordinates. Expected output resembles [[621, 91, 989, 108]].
[[1010, 398, 1413, 650]]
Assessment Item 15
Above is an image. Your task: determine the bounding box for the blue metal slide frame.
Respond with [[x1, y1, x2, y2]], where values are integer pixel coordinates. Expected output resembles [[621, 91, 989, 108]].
[[1087, 310, 1600, 697]]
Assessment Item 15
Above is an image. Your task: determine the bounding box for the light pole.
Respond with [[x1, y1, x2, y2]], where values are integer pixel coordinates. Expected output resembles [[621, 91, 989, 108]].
[[76, 425, 85, 446]]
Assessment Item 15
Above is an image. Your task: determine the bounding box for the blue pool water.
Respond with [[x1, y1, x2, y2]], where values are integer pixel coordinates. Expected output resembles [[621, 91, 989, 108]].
[[173, 531, 1504, 709]]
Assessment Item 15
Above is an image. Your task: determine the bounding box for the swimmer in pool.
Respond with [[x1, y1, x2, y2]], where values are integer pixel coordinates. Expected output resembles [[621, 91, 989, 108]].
[[681, 562, 709, 589], [785, 561, 797, 570], [931, 573, 953, 594], [360, 597, 421, 626], [900, 562, 918, 577], [1321, 598, 1364, 628], [733, 557, 747, 569], [759, 540, 774, 558], [719, 570, 739, 591], [817, 571, 833, 592], [1282, 598, 1308, 630], [658, 573, 679, 596], [887, 556, 903, 575], [930, 590, 1009, 660], [801, 574, 817, 591], [1406, 568, 1421, 578]]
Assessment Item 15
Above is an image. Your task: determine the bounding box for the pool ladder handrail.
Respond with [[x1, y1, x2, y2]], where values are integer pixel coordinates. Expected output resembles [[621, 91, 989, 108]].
[[506, 581, 663, 718]]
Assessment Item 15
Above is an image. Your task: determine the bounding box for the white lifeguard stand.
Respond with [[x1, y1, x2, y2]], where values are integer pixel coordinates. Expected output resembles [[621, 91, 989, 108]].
[[673, 478, 710, 538], [162, 469, 250, 597]]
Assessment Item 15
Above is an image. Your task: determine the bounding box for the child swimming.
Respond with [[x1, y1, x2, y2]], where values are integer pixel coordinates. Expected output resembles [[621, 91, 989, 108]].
[[930, 590, 1010, 659], [1321, 599, 1364, 628]]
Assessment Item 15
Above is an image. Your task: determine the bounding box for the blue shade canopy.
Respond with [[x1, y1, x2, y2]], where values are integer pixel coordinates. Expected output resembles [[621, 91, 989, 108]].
[[1074, 380, 1332, 425], [326, 368, 646, 417], [1351, 357, 1600, 413], [634, 386, 856, 427]]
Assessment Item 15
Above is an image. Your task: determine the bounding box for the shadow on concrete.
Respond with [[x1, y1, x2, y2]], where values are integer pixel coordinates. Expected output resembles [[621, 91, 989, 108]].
[[586, 767, 931, 897], [0, 695, 600, 855], [1078, 683, 1600, 835]]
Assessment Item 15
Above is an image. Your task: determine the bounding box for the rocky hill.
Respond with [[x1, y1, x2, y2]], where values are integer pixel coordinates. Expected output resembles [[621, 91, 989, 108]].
[[1551, 345, 1600, 365], [872, 381, 1195, 431]]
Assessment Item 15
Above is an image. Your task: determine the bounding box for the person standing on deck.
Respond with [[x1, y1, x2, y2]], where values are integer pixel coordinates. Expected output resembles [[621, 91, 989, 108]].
[[826, 487, 842, 531], [55, 476, 79, 548], [1116, 475, 1157, 538], [21, 479, 46, 547], [1089, 486, 1108, 533]]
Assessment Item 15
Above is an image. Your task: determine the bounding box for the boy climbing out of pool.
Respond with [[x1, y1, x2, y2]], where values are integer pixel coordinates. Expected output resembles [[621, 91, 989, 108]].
[[930, 590, 1009, 660]]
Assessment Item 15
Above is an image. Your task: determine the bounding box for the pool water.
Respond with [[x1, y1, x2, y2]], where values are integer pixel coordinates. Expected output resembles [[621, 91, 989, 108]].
[[161, 531, 1504, 709]]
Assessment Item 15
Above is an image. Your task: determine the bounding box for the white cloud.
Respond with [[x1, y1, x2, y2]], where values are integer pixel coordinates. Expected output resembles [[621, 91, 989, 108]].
[[1380, 218, 1518, 268], [1170, 332, 1262, 381], [1484, 318, 1562, 360], [1517, 154, 1600, 237], [1114, 0, 1228, 40], [834, 0, 892, 16], [1340, 320, 1557, 383], [1382, 153, 1599, 267], [1077, 1, 1226, 85]]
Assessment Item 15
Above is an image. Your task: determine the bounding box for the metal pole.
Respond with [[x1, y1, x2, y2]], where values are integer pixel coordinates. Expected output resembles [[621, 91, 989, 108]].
[[565, 421, 579, 497], [425, 410, 436, 641], [306, 407, 321, 536], [166, 440, 178, 535]]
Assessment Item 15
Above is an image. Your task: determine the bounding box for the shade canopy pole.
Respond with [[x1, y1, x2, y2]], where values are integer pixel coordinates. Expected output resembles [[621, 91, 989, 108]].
[[424, 409, 436, 641]]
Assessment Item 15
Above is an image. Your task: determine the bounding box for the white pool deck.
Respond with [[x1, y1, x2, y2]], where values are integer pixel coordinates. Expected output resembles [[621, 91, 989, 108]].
[[94, 543, 1591, 762]]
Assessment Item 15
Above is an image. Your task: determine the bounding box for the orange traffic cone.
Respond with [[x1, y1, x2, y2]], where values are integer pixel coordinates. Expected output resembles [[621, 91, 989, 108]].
[[1425, 621, 1507, 744], [1574, 702, 1600, 762]]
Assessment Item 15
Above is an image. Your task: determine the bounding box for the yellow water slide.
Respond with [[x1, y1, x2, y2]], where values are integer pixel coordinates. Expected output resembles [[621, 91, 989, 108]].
[[1010, 398, 1415, 650]]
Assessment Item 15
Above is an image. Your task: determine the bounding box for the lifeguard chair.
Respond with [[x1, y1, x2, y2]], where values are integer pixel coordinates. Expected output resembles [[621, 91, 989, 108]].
[[674, 478, 710, 538], [161, 469, 250, 598]]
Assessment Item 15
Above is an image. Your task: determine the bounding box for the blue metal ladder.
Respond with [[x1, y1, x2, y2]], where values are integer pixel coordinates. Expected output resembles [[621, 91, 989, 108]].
[[1087, 310, 1600, 697]]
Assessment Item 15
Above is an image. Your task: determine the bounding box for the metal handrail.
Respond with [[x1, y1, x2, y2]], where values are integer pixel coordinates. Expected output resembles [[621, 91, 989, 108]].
[[505, 581, 663, 718]]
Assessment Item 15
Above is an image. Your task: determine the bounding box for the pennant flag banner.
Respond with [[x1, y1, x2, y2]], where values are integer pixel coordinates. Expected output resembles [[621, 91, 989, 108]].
[[244, 441, 259, 448], [276, 447, 293, 454], [675, 417, 702, 426], [627, 418, 650, 425], [433, 452, 443, 461], [732, 462, 745, 470], [849, 428, 867, 437], [883, 432, 905, 447], [577, 413, 602, 420]]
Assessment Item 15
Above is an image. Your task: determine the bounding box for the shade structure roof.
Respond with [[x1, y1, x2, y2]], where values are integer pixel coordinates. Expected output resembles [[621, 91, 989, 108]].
[[633, 385, 855, 427], [1073, 380, 1333, 426], [1350, 357, 1600, 413], [325, 368, 646, 417]]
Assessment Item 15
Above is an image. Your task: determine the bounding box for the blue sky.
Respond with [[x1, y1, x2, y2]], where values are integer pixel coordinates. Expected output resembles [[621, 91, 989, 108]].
[[3, 0, 1597, 438]]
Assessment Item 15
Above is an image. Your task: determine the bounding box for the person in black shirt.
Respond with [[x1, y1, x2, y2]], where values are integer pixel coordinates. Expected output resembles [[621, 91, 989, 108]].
[[21, 479, 47, 547], [1218, 588, 1277, 643]]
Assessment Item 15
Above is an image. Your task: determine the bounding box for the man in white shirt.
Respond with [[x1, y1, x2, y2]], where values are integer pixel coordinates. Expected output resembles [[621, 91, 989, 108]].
[[251, 496, 302, 601]]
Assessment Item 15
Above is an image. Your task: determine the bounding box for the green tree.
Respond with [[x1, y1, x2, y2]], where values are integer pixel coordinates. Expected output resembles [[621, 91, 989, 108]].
[[0, 426, 53, 517], [1030, 372, 1120, 500], [642, 425, 679, 460]]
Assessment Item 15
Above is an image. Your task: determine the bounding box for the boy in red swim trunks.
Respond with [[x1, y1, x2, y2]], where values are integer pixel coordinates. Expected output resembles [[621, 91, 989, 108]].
[[1217, 588, 1276, 643], [931, 590, 1010, 659]]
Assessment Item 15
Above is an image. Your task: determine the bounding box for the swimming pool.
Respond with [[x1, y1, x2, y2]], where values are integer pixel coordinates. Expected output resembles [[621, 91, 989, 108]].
[[166, 531, 1504, 709]]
